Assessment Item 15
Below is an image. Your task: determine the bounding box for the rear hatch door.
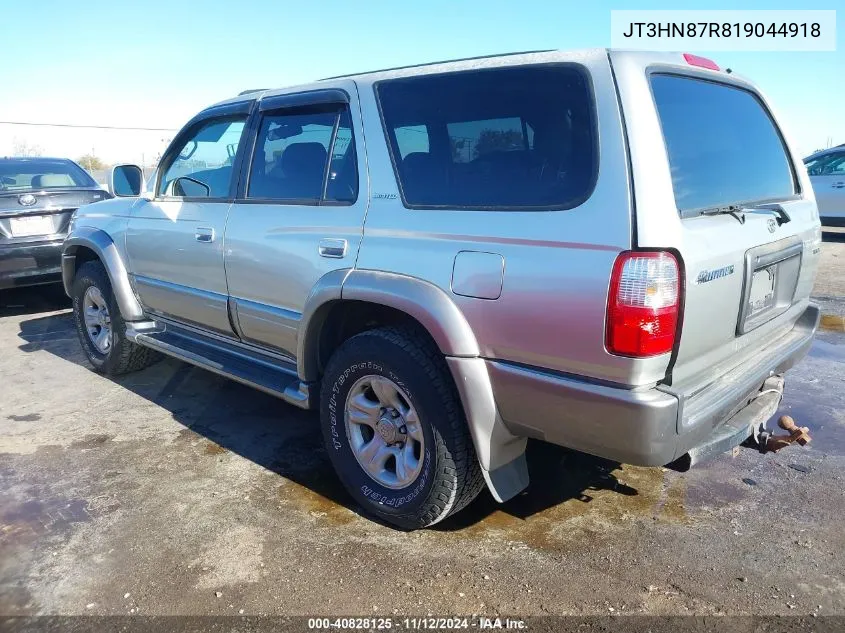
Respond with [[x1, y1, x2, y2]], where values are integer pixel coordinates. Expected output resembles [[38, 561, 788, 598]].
[[611, 52, 821, 390]]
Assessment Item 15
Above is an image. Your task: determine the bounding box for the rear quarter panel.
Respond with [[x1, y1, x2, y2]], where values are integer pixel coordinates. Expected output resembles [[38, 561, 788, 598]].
[[355, 50, 667, 385]]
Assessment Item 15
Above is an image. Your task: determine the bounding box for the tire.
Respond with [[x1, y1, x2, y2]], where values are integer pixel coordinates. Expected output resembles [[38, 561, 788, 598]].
[[71, 260, 160, 375], [320, 325, 484, 529]]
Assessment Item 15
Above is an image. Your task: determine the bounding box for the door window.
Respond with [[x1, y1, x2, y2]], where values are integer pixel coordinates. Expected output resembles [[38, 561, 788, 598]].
[[805, 151, 845, 176], [159, 117, 247, 198], [247, 107, 358, 203]]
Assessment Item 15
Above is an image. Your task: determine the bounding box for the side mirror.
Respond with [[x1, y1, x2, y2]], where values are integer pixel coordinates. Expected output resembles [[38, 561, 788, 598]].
[[109, 164, 143, 197], [171, 176, 211, 198]]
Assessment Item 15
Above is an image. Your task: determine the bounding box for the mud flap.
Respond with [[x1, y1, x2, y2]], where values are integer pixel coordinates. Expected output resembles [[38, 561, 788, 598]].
[[482, 453, 530, 503], [445, 356, 529, 502]]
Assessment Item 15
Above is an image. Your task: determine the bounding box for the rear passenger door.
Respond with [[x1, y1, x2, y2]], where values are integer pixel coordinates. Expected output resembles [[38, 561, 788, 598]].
[[126, 102, 252, 336], [224, 87, 366, 357]]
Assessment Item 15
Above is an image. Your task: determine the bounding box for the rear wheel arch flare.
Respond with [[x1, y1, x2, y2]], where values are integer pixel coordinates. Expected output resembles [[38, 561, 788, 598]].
[[297, 270, 481, 383]]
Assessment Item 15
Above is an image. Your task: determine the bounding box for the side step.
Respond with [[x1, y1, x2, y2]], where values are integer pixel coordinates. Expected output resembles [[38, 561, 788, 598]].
[[127, 322, 314, 409]]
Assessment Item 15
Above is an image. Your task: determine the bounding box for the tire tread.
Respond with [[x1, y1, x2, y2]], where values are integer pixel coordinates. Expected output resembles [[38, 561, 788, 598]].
[[322, 324, 484, 529]]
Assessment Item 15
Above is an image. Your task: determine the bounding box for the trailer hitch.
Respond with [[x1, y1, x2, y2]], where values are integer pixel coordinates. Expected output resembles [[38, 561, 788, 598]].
[[753, 415, 811, 453]]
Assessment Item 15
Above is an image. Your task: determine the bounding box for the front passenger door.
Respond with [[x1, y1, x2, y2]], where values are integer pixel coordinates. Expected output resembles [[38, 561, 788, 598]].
[[126, 106, 250, 336]]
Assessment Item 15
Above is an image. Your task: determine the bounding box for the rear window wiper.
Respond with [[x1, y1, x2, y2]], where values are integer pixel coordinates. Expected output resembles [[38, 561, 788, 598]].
[[700, 202, 792, 226], [746, 202, 792, 226], [700, 204, 746, 224]]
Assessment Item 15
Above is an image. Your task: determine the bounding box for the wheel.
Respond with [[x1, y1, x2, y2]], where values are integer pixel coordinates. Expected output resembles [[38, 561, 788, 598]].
[[71, 260, 160, 375], [320, 325, 484, 529]]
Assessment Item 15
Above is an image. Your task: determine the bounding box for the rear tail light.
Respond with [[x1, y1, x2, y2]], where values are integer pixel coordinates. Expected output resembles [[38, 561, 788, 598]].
[[606, 251, 681, 358], [683, 53, 720, 71]]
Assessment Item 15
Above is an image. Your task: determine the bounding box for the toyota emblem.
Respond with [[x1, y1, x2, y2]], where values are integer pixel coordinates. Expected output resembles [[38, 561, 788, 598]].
[[767, 218, 777, 233], [18, 194, 37, 206]]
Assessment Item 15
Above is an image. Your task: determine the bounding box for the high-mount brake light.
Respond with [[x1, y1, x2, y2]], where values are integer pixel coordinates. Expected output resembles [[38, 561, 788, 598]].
[[606, 251, 681, 358], [683, 53, 720, 71]]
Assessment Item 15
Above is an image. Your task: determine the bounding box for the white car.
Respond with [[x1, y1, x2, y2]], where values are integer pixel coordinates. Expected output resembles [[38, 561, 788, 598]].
[[805, 145, 845, 226]]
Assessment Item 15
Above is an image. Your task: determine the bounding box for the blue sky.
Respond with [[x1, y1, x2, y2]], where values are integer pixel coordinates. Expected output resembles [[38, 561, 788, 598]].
[[0, 0, 841, 164]]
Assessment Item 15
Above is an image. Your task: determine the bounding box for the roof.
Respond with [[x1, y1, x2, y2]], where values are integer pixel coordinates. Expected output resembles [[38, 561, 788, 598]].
[[0, 156, 76, 163], [211, 48, 608, 109], [805, 144, 845, 160]]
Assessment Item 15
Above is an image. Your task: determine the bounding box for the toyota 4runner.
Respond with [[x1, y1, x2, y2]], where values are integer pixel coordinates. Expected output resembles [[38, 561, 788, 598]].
[[62, 49, 821, 529]]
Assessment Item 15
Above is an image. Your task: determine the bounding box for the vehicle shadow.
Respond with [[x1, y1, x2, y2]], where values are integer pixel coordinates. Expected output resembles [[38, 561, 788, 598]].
[[16, 311, 638, 530], [0, 284, 70, 317]]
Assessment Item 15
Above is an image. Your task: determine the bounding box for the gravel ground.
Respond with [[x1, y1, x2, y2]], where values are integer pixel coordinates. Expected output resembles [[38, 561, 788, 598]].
[[0, 239, 844, 619]]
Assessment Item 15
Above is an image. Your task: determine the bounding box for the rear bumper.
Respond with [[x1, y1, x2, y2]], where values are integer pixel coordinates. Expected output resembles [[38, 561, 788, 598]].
[[0, 239, 64, 290], [487, 303, 819, 466]]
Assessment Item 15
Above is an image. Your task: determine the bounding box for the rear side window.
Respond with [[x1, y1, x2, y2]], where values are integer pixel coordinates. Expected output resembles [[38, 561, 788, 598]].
[[377, 65, 597, 210], [650, 74, 796, 214]]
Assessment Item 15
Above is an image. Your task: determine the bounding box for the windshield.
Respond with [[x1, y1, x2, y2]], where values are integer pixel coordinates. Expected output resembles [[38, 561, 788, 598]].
[[650, 74, 796, 214], [0, 159, 98, 192]]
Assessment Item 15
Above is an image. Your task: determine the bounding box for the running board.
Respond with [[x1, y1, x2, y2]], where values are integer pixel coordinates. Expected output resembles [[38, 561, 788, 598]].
[[127, 322, 314, 409]]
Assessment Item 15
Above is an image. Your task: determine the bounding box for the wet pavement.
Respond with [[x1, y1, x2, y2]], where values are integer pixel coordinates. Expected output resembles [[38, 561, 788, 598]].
[[1, 268, 845, 616]]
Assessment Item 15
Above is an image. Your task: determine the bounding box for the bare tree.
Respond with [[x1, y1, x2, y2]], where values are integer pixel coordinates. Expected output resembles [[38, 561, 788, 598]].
[[12, 138, 43, 157], [77, 154, 106, 171]]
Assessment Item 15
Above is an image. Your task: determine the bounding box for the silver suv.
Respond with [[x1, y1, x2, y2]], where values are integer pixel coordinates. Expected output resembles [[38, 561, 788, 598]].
[[62, 49, 821, 529]]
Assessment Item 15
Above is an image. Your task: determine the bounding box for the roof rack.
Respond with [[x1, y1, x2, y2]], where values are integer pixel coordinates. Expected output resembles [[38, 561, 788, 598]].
[[238, 89, 267, 96], [319, 49, 555, 81]]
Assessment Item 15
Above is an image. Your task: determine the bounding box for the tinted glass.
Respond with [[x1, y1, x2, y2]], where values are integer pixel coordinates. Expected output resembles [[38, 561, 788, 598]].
[[0, 159, 97, 191], [395, 125, 429, 159], [651, 75, 795, 213], [248, 107, 357, 202], [805, 151, 845, 176], [159, 117, 247, 198], [326, 110, 358, 202], [377, 65, 596, 209]]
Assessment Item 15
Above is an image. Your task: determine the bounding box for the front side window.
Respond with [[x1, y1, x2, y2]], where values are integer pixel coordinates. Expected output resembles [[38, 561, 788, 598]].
[[377, 65, 596, 210], [805, 151, 845, 176], [651, 74, 796, 214], [159, 117, 247, 198], [247, 106, 357, 203]]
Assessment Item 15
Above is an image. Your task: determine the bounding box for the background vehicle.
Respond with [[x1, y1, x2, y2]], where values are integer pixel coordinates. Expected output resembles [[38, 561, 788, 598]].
[[62, 49, 820, 529], [1, 157, 110, 290], [804, 145, 845, 226]]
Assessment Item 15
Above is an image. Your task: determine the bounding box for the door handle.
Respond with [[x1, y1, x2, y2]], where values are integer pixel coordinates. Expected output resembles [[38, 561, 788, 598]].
[[318, 238, 347, 258], [832, 182, 845, 189], [195, 227, 215, 242]]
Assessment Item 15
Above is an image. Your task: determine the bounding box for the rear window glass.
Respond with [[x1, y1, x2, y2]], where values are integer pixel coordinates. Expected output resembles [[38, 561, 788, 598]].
[[0, 159, 97, 191], [377, 65, 597, 210], [650, 74, 796, 214]]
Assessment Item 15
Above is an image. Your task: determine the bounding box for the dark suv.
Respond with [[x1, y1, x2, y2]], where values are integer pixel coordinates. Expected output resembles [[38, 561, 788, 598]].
[[0, 157, 110, 290]]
